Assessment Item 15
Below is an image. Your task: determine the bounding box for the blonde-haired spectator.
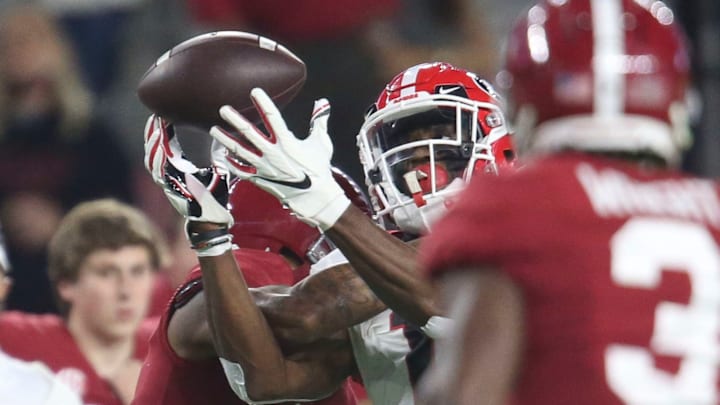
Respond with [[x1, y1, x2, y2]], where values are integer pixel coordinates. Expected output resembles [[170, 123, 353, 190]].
[[0, 4, 134, 313]]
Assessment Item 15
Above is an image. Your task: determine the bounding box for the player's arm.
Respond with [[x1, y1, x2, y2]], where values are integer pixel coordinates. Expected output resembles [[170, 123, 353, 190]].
[[418, 268, 524, 405], [171, 222, 353, 402], [210, 89, 442, 326], [144, 115, 354, 402], [253, 261, 385, 346], [326, 205, 439, 325], [167, 287, 217, 361], [166, 261, 384, 358], [165, 255, 358, 402], [198, 241, 356, 402], [144, 113, 289, 379]]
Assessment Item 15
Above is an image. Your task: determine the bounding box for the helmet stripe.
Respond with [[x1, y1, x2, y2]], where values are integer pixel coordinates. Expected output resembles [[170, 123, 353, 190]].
[[591, 0, 625, 116], [399, 64, 421, 98]]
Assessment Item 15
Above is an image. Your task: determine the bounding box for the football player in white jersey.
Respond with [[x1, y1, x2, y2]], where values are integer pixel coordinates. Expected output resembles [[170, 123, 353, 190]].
[[144, 62, 515, 404]]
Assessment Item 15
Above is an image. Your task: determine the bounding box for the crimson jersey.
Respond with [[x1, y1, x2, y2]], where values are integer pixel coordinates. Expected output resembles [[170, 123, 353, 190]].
[[132, 248, 358, 405], [423, 153, 720, 404], [0, 312, 152, 405]]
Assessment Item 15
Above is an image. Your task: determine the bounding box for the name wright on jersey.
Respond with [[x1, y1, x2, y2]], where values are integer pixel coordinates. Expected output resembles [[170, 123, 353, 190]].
[[576, 163, 720, 228]]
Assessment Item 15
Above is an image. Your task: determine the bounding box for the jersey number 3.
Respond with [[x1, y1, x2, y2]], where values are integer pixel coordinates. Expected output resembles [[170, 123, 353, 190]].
[[606, 218, 720, 403]]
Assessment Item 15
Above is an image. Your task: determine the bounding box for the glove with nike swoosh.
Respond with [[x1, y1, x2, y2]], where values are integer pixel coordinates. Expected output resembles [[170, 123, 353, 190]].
[[209, 88, 350, 230]]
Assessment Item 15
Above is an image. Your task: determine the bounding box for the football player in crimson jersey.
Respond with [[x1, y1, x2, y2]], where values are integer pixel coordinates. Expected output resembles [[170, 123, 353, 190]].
[[202, 62, 515, 404], [131, 177, 365, 405], [0, 199, 164, 405], [141, 119, 385, 404], [418, 1, 719, 404]]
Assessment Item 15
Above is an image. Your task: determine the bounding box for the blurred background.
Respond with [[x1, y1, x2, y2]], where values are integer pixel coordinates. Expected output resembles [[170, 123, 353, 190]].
[[0, 0, 716, 314]]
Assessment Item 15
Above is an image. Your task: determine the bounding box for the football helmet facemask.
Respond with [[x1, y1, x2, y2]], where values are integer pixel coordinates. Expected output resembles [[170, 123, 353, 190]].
[[357, 62, 515, 235]]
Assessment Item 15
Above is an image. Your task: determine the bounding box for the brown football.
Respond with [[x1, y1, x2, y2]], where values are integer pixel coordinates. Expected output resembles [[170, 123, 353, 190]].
[[137, 31, 306, 129]]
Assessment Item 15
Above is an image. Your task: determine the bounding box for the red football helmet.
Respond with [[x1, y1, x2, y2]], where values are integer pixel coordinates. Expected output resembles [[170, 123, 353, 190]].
[[228, 168, 370, 269], [357, 62, 516, 235], [499, 0, 691, 165]]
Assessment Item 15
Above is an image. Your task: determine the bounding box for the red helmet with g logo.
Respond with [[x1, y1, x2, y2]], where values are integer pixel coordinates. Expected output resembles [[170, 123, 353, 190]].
[[357, 62, 516, 235]]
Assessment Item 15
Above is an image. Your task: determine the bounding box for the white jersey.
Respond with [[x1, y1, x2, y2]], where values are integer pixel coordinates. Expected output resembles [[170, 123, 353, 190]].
[[311, 250, 433, 405], [349, 310, 431, 405], [0, 348, 82, 405]]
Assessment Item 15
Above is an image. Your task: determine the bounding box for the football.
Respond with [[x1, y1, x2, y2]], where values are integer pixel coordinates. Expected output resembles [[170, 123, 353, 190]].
[[137, 31, 306, 129]]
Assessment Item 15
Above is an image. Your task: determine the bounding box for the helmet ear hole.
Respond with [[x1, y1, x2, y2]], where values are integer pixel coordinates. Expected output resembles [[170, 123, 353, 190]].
[[504, 149, 516, 163]]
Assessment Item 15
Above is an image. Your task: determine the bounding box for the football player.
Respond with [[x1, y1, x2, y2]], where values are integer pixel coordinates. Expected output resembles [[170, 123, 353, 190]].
[[418, 1, 717, 404], [132, 175, 365, 405], [205, 62, 515, 404]]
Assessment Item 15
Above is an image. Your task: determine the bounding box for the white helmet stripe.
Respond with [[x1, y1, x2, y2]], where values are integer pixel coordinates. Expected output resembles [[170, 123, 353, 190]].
[[399, 64, 421, 98], [591, 0, 625, 116]]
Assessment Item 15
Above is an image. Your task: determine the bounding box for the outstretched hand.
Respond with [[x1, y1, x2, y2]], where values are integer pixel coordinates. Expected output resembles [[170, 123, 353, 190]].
[[209, 88, 349, 230]]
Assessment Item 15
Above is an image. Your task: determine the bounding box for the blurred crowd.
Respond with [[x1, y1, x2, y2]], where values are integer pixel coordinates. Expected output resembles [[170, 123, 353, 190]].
[[0, 0, 717, 404]]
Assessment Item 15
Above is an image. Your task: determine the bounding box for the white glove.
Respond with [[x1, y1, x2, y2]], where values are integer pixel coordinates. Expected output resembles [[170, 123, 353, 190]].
[[144, 114, 233, 227], [209, 88, 350, 230]]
